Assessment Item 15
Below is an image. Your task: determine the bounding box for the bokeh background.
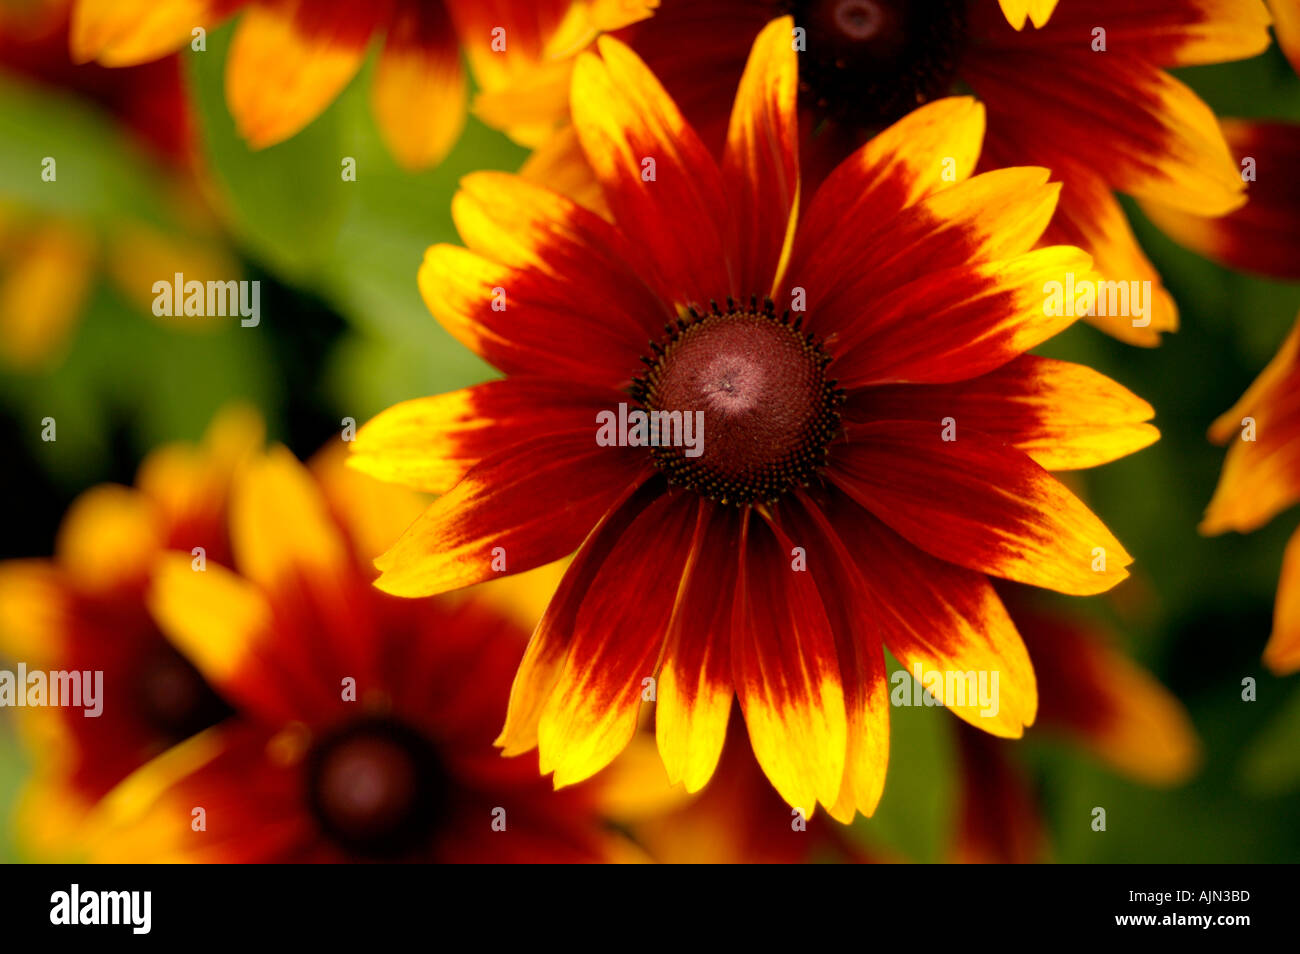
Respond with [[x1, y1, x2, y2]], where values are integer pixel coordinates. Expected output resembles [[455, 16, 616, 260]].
[[1, 14, 1299, 863]]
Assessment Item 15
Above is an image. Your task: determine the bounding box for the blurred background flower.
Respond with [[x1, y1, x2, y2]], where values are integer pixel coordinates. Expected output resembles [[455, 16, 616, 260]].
[[1, 1, 1299, 861]]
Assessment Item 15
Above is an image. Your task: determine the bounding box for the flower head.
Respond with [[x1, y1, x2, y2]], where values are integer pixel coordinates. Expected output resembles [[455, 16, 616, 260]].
[[351, 20, 1157, 820]]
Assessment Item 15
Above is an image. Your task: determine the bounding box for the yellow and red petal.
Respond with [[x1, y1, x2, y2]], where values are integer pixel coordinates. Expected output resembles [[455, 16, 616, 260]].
[[374, 434, 651, 597], [850, 355, 1159, 471], [54, 484, 163, 593], [721, 16, 798, 296], [733, 511, 847, 815], [496, 483, 654, 756], [966, 52, 1245, 216], [71, 0, 221, 66], [537, 492, 697, 786], [451, 170, 668, 338], [1274, 0, 1300, 74], [349, 377, 621, 495], [371, 1, 468, 170], [833, 422, 1133, 595], [225, 0, 373, 149], [786, 495, 890, 821], [984, 0, 1272, 66], [0, 560, 69, 665], [829, 245, 1089, 387], [997, 0, 1059, 30], [1202, 316, 1300, 534], [418, 243, 654, 386], [1140, 120, 1300, 281], [1265, 524, 1300, 674], [655, 501, 741, 792], [827, 494, 1037, 737], [806, 168, 1065, 337], [1039, 165, 1178, 346], [788, 96, 986, 311], [0, 220, 95, 370], [569, 35, 733, 305]]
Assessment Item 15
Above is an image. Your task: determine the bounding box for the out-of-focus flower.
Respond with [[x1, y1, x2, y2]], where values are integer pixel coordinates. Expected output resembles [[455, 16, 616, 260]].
[[1202, 313, 1300, 675], [1141, 120, 1300, 281], [0, 0, 236, 370], [350, 22, 1156, 822], [68, 0, 656, 170], [512, 1, 1274, 345], [82, 444, 646, 862], [0, 404, 262, 857], [953, 589, 1199, 862]]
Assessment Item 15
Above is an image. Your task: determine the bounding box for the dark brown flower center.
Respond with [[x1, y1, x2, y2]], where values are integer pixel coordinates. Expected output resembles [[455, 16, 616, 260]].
[[631, 297, 843, 506], [133, 642, 233, 743], [783, 0, 969, 128], [306, 718, 447, 859]]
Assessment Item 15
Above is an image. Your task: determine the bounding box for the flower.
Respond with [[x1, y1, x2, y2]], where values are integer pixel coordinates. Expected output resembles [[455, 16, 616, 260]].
[[1202, 312, 1300, 675], [514, 0, 1273, 346], [0, 405, 261, 857], [350, 21, 1157, 821], [84, 444, 644, 862], [68, 0, 654, 169]]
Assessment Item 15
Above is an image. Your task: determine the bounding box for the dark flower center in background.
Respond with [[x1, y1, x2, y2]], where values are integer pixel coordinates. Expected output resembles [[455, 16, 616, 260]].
[[783, 0, 969, 128], [306, 717, 447, 859], [133, 642, 234, 743], [632, 297, 844, 506]]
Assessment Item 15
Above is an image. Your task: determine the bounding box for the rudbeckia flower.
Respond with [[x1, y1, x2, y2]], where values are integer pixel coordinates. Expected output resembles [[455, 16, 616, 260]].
[[1202, 313, 1300, 675], [349, 21, 1157, 821], [68, 0, 654, 169], [515, 0, 1273, 345], [0, 405, 261, 856], [85, 445, 644, 862]]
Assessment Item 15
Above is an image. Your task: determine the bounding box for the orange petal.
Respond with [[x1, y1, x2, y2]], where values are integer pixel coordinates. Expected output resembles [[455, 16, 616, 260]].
[[733, 511, 847, 816], [830, 496, 1037, 737], [806, 168, 1064, 335], [371, 2, 468, 170], [789, 97, 986, 313], [829, 245, 1090, 387], [997, 0, 1059, 30], [350, 377, 621, 495], [833, 422, 1133, 595], [225, 1, 370, 149], [71, 0, 217, 66], [496, 483, 653, 756], [569, 35, 732, 305], [537, 492, 697, 786], [1201, 315, 1300, 534], [1266, 524, 1300, 674], [55, 484, 163, 592], [787, 495, 891, 822], [967, 51, 1245, 216], [853, 355, 1159, 471], [373, 433, 650, 597], [721, 16, 798, 296], [655, 501, 740, 792], [0, 221, 95, 370]]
